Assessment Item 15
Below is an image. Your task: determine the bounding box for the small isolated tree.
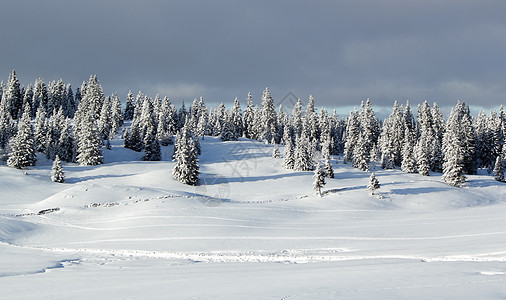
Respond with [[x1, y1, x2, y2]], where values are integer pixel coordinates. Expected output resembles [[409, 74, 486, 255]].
[[313, 163, 326, 197], [51, 155, 65, 183], [272, 144, 280, 158], [494, 156, 504, 182], [324, 158, 334, 178], [367, 173, 380, 195]]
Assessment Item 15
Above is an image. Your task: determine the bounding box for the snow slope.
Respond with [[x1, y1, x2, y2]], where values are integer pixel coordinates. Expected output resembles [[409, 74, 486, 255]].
[[1, 137, 506, 299]]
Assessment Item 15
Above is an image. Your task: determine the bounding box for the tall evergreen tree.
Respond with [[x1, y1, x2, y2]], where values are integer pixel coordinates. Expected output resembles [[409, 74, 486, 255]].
[[172, 118, 199, 185], [124, 90, 135, 120], [294, 130, 313, 171], [313, 163, 326, 197], [494, 156, 504, 182], [5, 70, 23, 119], [76, 109, 103, 166], [442, 103, 468, 187], [260, 87, 278, 143], [7, 103, 36, 169]]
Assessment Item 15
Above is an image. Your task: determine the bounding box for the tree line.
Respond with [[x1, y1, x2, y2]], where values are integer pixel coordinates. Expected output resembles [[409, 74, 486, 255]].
[[0, 70, 504, 187]]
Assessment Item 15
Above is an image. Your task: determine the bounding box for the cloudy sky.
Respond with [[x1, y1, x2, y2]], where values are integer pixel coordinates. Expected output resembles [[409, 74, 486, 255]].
[[1, 0, 505, 113]]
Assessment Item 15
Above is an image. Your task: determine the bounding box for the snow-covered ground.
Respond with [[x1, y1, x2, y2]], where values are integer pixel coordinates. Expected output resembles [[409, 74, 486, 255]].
[[1, 137, 506, 299]]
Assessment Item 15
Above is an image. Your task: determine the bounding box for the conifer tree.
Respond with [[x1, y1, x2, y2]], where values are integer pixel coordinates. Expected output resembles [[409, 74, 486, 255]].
[[367, 173, 380, 195], [124, 90, 135, 120], [172, 118, 199, 185], [283, 137, 295, 169], [324, 158, 334, 178], [7, 103, 36, 169], [292, 98, 303, 137], [313, 163, 326, 197], [57, 118, 75, 162], [494, 156, 504, 182], [401, 127, 417, 173], [243, 92, 256, 139], [5, 70, 23, 119], [272, 144, 280, 158], [76, 109, 103, 166], [260, 87, 277, 143], [442, 104, 467, 187], [294, 131, 313, 171], [51, 155, 65, 183], [231, 97, 243, 138], [343, 109, 359, 164]]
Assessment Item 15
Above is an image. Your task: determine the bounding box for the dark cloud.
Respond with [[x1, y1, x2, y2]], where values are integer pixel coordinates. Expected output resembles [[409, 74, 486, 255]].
[[1, 0, 505, 110]]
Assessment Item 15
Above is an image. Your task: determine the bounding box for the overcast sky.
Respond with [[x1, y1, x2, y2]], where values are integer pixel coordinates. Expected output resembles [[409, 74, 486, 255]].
[[1, 0, 505, 113]]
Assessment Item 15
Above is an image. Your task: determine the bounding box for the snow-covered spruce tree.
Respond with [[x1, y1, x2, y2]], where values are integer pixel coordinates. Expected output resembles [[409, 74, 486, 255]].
[[32, 78, 49, 117], [353, 134, 370, 171], [343, 109, 359, 164], [231, 97, 243, 138], [415, 101, 434, 176], [324, 158, 334, 178], [442, 104, 467, 187], [313, 163, 326, 197], [401, 127, 417, 173], [157, 96, 175, 145], [110, 93, 123, 137], [294, 130, 313, 171], [65, 83, 76, 118], [57, 117, 75, 162], [259, 87, 278, 143], [379, 101, 405, 168], [494, 156, 504, 182], [22, 85, 34, 118], [5, 70, 23, 119], [367, 173, 380, 195], [34, 104, 47, 152], [172, 119, 199, 186], [431, 102, 445, 172], [305, 95, 320, 145], [98, 95, 112, 140], [292, 98, 303, 137], [83, 75, 105, 120], [142, 118, 161, 161], [7, 103, 36, 169], [124, 90, 135, 120], [358, 98, 380, 160], [272, 143, 280, 158], [220, 115, 238, 141], [243, 92, 256, 139], [51, 155, 65, 183], [75, 109, 103, 166], [0, 89, 16, 154], [283, 137, 295, 169]]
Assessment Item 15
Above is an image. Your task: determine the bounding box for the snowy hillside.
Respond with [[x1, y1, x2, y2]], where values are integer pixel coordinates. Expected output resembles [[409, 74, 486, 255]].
[[1, 137, 506, 299]]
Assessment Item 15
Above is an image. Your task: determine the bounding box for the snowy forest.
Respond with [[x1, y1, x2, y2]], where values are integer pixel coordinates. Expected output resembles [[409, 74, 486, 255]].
[[0, 70, 505, 187]]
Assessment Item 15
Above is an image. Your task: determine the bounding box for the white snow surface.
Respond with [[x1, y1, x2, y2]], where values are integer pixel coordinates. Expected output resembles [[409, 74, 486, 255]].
[[1, 137, 506, 299]]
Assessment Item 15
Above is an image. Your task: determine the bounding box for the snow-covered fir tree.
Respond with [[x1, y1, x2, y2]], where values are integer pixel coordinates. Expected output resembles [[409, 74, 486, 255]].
[[57, 117, 75, 162], [294, 130, 313, 171], [259, 87, 278, 143], [51, 155, 65, 183], [5, 70, 23, 119], [7, 103, 36, 169], [230, 97, 243, 138], [313, 163, 326, 197], [324, 158, 334, 178], [367, 173, 380, 195], [124, 90, 135, 120], [442, 103, 468, 187], [172, 118, 199, 186], [401, 127, 417, 173], [75, 109, 103, 166], [272, 143, 280, 158], [283, 137, 295, 169], [494, 156, 504, 182], [343, 109, 359, 164], [243, 92, 256, 139]]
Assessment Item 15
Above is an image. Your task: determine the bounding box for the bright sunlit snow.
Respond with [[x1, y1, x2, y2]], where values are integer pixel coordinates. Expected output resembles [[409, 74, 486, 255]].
[[1, 137, 506, 299]]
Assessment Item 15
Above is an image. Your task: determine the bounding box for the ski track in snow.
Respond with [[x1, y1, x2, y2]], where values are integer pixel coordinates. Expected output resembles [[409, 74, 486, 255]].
[[3, 240, 506, 264]]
